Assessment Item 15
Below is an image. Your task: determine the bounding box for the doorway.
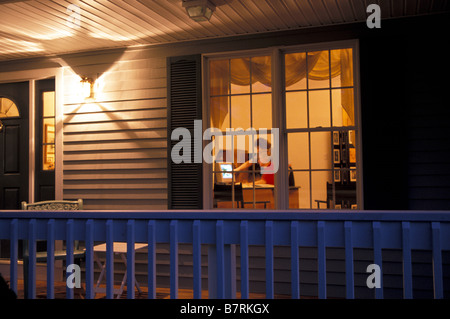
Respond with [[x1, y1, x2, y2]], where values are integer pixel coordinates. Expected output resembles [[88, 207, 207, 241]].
[[0, 81, 29, 209], [0, 81, 29, 259]]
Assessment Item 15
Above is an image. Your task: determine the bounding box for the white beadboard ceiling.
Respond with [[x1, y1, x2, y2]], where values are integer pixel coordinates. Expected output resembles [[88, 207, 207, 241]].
[[0, 0, 448, 61]]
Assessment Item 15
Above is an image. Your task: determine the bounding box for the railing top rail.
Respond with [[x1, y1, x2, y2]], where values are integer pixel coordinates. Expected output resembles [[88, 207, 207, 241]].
[[1, 209, 450, 222]]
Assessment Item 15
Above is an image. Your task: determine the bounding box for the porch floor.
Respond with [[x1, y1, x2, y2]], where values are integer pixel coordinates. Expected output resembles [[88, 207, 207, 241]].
[[14, 280, 292, 299]]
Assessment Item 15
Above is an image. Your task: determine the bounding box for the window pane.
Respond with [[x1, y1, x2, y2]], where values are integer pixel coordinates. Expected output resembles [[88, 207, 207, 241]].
[[252, 93, 272, 129], [309, 89, 330, 128], [331, 48, 353, 88], [242, 185, 274, 209], [288, 133, 309, 170], [0, 97, 20, 118], [285, 52, 307, 91], [210, 96, 229, 130], [213, 167, 273, 209], [230, 58, 250, 95], [43, 91, 55, 117], [329, 172, 357, 209], [310, 131, 331, 170], [43, 118, 55, 145], [251, 56, 271, 93], [311, 171, 332, 210], [332, 88, 354, 127], [231, 95, 250, 130], [43, 144, 55, 170], [308, 50, 329, 89], [209, 59, 229, 96], [290, 171, 310, 209], [214, 134, 244, 164], [286, 91, 307, 129], [213, 178, 244, 208]]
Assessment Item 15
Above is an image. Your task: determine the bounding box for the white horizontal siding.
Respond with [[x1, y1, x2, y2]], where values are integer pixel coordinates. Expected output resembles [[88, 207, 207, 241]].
[[62, 51, 168, 210]]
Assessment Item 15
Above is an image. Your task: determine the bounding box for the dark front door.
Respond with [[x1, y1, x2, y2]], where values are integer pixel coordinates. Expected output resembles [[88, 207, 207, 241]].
[[0, 81, 29, 209]]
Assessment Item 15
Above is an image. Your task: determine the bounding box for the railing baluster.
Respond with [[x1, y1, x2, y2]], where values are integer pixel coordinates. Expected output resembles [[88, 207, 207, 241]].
[[2, 211, 450, 300], [147, 220, 156, 299], [317, 221, 326, 299], [85, 219, 94, 299], [193, 220, 202, 299], [402, 221, 413, 299], [240, 220, 249, 299], [431, 222, 443, 299], [127, 220, 135, 299], [47, 219, 55, 299], [66, 219, 74, 299], [216, 220, 225, 299], [27, 219, 37, 299], [291, 221, 300, 299], [170, 220, 178, 299], [344, 221, 354, 299], [265, 221, 274, 299], [9, 219, 18, 295], [106, 219, 114, 299], [372, 221, 383, 299]]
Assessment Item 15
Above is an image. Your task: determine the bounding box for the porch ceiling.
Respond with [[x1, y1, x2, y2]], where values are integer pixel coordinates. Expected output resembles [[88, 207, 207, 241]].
[[0, 0, 449, 62]]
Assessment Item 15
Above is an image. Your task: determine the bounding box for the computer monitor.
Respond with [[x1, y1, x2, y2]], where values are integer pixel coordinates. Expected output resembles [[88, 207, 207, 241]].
[[215, 162, 233, 183], [220, 163, 233, 181]]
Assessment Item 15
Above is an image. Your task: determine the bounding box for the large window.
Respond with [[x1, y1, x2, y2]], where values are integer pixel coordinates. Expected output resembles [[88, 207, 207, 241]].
[[207, 42, 359, 210], [285, 48, 357, 209], [209, 54, 275, 209]]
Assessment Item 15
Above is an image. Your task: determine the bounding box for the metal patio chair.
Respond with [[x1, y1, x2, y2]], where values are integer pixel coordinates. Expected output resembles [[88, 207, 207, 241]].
[[21, 199, 85, 297]]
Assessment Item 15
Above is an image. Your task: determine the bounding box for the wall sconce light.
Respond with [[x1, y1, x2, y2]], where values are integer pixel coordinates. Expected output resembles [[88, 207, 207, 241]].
[[80, 76, 95, 99], [182, 0, 216, 22]]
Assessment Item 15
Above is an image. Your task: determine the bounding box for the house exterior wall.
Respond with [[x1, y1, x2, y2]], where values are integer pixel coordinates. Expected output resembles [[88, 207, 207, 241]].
[[49, 12, 449, 212], [60, 49, 168, 210], [0, 12, 448, 298]]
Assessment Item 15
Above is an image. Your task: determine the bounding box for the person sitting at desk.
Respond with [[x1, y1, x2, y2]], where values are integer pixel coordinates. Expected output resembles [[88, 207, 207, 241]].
[[235, 138, 275, 185], [234, 138, 295, 186]]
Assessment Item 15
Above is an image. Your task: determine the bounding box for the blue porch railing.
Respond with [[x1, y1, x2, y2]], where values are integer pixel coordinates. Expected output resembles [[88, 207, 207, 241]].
[[0, 210, 449, 299]]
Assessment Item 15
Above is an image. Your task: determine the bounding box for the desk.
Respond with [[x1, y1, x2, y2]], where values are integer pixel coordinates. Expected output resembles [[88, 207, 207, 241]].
[[216, 183, 300, 209], [93, 242, 148, 298]]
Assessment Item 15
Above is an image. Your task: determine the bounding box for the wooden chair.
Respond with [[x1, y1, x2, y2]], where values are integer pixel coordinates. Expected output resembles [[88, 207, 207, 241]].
[[21, 199, 85, 297]]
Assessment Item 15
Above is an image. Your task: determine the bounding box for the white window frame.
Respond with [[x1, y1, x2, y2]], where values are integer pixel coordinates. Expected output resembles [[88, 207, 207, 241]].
[[202, 40, 363, 210]]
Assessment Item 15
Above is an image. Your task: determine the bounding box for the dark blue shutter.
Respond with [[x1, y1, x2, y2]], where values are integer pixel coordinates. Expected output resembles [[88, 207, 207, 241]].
[[167, 55, 203, 209]]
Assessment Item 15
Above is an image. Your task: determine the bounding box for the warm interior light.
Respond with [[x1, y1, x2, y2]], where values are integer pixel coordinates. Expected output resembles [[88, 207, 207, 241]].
[[80, 76, 94, 99], [182, 0, 215, 22]]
